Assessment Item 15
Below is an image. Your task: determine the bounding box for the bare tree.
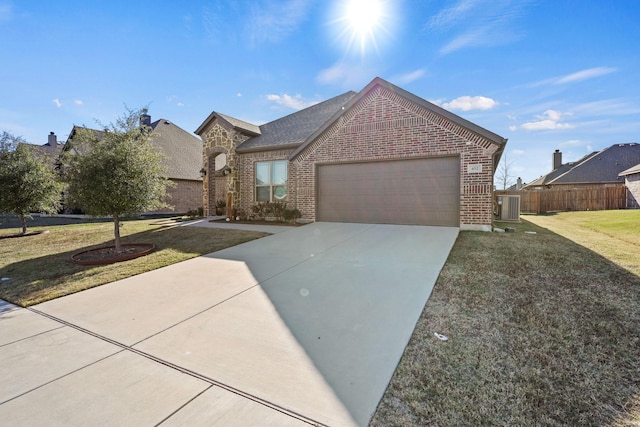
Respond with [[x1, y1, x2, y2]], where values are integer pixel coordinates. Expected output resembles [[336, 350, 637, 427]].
[[495, 152, 515, 190]]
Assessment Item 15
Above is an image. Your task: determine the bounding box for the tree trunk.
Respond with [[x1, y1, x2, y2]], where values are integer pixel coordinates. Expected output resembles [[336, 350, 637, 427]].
[[114, 214, 121, 253], [19, 214, 27, 234]]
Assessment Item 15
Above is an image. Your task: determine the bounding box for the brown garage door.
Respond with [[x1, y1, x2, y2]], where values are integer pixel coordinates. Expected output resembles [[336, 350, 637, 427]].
[[317, 157, 460, 226]]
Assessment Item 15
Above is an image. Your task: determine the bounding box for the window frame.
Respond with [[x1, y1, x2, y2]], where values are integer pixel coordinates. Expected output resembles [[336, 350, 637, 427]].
[[255, 160, 288, 202]]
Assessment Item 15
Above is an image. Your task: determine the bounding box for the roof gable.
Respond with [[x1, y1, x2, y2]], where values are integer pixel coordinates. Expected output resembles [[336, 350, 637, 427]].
[[289, 77, 507, 161], [195, 112, 261, 136]]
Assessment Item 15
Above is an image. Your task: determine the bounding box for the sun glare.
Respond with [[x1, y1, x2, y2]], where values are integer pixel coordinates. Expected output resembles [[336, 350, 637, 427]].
[[331, 0, 393, 56]]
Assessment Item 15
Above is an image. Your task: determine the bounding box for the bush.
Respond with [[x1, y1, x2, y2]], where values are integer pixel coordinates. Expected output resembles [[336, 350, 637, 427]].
[[250, 201, 301, 223], [283, 207, 302, 223], [186, 207, 203, 219]]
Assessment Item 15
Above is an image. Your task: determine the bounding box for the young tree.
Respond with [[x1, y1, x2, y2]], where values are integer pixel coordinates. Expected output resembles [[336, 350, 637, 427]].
[[63, 108, 171, 252], [495, 152, 515, 190], [0, 140, 63, 234]]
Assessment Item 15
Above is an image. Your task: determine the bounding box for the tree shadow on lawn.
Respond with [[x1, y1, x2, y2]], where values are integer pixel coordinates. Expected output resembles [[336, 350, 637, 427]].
[[371, 220, 640, 426], [0, 224, 266, 307]]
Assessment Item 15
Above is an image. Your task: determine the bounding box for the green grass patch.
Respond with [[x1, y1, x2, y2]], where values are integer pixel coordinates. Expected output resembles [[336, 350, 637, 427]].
[[525, 210, 640, 277], [0, 218, 267, 306], [371, 215, 640, 426]]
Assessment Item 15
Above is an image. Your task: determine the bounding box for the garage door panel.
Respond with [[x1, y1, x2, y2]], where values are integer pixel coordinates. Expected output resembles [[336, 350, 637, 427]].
[[317, 157, 459, 227]]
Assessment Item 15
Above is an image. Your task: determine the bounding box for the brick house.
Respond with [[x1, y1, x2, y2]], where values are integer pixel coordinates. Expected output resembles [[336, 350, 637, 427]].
[[65, 115, 203, 214], [525, 144, 640, 190], [196, 77, 507, 230], [620, 163, 640, 208]]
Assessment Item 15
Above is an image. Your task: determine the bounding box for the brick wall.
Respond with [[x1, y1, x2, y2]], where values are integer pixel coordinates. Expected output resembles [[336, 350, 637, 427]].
[[292, 85, 500, 230], [236, 149, 295, 217], [154, 178, 202, 214]]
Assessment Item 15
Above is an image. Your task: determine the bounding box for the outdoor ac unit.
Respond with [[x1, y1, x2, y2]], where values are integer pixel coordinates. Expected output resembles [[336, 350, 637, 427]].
[[498, 195, 520, 221]]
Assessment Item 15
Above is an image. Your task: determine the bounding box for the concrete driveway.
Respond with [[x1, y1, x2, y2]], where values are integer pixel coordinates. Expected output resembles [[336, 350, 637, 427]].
[[0, 222, 458, 426]]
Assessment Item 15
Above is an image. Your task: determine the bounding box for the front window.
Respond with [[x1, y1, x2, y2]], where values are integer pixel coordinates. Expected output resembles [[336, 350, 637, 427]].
[[256, 160, 287, 202]]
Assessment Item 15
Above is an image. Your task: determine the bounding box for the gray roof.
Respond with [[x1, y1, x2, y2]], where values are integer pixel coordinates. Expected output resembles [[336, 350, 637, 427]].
[[620, 163, 640, 177], [150, 119, 203, 181], [20, 142, 64, 167], [66, 121, 202, 181], [235, 91, 358, 153], [525, 151, 599, 187], [195, 112, 261, 136], [528, 143, 640, 186]]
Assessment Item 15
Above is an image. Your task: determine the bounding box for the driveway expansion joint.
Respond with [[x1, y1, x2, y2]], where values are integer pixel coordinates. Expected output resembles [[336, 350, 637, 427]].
[[26, 306, 325, 427]]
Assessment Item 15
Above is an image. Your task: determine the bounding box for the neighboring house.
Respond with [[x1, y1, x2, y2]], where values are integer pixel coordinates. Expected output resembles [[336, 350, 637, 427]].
[[525, 143, 640, 189], [65, 115, 203, 214], [619, 163, 640, 208], [195, 77, 507, 231], [25, 132, 65, 166]]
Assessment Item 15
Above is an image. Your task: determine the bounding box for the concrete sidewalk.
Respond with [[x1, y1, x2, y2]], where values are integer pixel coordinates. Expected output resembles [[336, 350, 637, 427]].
[[0, 222, 458, 426]]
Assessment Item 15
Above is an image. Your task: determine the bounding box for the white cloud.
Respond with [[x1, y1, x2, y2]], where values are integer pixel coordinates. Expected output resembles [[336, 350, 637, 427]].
[[442, 95, 498, 111], [266, 93, 319, 110], [520, 109, 574, 131], [555, 67, 616, 84], [236, 93, 242, 97], [427, 0, 529, 54], [247, 0, 311, 46], [390, 69, 426, 85], [74, 99, 83, 105], [573, 98, 640, 116], [177, 102, 184, 107], [52, 98, 62, 108], [428, 0, 481, 29], [317, 61, 375, 88], [530, 66, 618, 87], [511, 149, 525, 156], [508, 125, 517, 131]]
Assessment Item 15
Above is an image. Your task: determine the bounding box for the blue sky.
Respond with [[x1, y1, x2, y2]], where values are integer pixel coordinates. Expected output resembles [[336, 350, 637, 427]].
[[1, 0, 639, 184]]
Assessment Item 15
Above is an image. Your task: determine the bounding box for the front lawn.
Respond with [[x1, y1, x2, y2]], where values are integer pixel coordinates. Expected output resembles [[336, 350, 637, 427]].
[[0, 218, 268, 306], [372, 212, 640, 426]]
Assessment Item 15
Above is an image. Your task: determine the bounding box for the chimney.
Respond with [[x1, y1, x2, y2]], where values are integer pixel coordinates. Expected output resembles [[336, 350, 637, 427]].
[[47, 131, 57, 146], [553, 149, 562, 170], [140, 113, 151, 128], [516, 177, 522, 190]]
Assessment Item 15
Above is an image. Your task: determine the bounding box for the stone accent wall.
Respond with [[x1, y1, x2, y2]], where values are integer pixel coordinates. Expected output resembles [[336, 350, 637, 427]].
[[236, 149, 295, 217], [200, 122, 249, 216], [292, 85, 500, 230], [625, 174, 640, 208], [153, 178, 202, 214]]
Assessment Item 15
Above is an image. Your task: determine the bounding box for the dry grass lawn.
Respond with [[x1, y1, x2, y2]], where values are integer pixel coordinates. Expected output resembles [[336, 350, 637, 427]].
[[0, 217, 267, 306], [371, 212, 640, 426]]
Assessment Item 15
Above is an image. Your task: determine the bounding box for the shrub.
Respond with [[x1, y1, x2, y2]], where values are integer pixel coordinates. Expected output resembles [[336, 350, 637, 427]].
[[249, 201, 300, 223], [283, 207, 302, 223]]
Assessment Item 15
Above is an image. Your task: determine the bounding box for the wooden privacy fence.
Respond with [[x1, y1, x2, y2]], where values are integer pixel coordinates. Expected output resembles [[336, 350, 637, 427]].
[[495, 186, 627, 214]]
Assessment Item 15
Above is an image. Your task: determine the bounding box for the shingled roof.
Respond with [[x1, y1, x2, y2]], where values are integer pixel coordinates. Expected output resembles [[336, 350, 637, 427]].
[[66, 120, 202, 181], [525, 151, 599, 187], [527, 143, 640, 187], [233, 91, 357, 153], [150, 119, 203, 181]]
